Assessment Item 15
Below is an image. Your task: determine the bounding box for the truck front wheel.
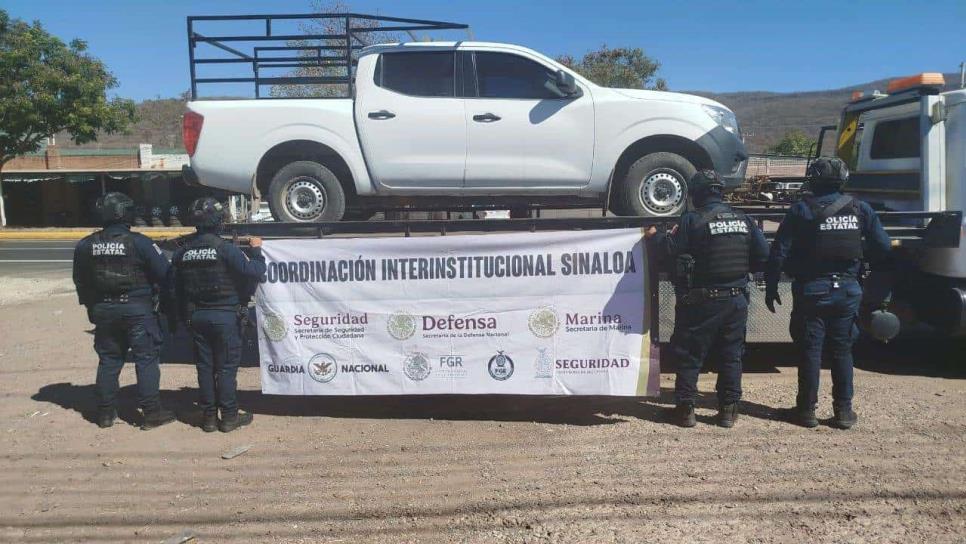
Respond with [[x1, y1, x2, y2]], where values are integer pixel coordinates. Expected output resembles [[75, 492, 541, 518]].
[[614, 152, 695, 217], [268, 161, 346, 222]]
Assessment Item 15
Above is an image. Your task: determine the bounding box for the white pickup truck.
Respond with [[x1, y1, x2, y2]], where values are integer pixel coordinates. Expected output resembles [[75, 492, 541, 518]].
[[182, 41, 747, 221]]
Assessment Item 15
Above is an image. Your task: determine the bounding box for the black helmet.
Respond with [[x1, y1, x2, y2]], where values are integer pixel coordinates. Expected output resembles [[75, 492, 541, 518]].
[[94, 192, 135, 225], [688, 169, 724, 203], [189, 197, 226, 227], [807, 157, 849, 186]]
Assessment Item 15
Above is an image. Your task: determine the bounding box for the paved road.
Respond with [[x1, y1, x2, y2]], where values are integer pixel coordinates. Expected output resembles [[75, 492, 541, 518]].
[[0, 240, 75, 276]]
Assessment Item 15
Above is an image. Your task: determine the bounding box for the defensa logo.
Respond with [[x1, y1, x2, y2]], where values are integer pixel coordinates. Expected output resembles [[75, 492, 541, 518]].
[[488, 351, 515, 381], [91, 242, 127, 256], [387, 312, 416, 340], [528, 307, 559, 338], [422, 315, 497, 331], [403, 352, 431, 381], [820, 215, 860, 231], [709, 220, 749, 235], [181, 247, 219, 261], [262, 312, 288, 342], [307, 353, 338, 383]]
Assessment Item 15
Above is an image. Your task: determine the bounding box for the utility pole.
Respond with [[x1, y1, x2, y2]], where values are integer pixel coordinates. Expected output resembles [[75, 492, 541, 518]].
[[961, 62, 965, 89]]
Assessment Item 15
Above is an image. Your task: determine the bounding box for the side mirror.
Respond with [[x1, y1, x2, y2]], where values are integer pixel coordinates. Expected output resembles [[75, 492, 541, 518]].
[[555, 70, 580, 97]]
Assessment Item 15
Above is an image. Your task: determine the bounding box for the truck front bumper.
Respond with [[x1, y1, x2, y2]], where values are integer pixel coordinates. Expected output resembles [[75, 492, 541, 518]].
[[697, 125, 749, 190]]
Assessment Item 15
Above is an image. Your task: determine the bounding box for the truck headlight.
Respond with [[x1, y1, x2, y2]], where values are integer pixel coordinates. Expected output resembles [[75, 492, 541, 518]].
[[702, 104, 741, 138]]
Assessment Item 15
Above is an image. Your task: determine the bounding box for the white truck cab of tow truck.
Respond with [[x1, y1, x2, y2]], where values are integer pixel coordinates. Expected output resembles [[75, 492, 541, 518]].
[[835, 73, 966, 334]]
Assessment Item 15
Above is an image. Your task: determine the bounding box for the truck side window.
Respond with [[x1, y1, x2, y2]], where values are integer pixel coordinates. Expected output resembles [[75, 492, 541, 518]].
[[473, 52, 560, 100], [375, 52, 455, 97], [870, 117, 920, 159]]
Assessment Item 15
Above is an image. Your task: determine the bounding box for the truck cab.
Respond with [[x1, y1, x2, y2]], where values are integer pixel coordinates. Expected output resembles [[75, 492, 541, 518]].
[[833, 73, 966, 334]]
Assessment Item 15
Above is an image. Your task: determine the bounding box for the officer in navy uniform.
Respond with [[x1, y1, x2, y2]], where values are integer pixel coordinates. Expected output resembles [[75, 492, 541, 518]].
[[765, 157, 891, 429], [170, 198, 265, 433], [647, 170, 769, 428], [72, 192, 176, 430]]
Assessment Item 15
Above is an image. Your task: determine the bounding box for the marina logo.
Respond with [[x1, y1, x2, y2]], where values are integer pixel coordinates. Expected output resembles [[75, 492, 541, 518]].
[[387, 312, 417, 340], [403, 352, 432, 381], [261, 311, 288, 342], [307, 353, 338, 383], [488, 350, 515, 381], [528, 307, 560, 338], [534, 348, 553, 378]]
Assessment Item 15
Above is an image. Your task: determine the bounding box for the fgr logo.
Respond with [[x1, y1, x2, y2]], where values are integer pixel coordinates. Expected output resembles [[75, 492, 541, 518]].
[[403, 352, 431, 381], [488, 351, 514, 381], [439, 355, 464, 368], [306, 353, 338, 383]]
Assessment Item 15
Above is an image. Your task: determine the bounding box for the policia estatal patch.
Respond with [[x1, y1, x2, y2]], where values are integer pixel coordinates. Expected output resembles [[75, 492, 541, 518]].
[[91, 241, 128, 256], [819, 215, 859, 231], [708, 218, 749, 235]]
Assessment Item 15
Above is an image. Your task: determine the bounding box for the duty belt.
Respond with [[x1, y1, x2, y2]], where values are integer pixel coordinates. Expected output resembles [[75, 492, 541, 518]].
[[684, 286, 747, 304], [99, 294, 130, 304]]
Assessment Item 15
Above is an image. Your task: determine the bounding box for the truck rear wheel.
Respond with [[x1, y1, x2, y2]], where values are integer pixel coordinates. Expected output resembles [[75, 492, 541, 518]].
[[268, 161, 346, 222], [615, 152, 695, 217]]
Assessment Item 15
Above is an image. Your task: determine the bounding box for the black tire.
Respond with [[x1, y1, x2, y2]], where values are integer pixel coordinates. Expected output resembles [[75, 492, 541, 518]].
[[268, 160, 346, 222], [614, 152, 695, 217]]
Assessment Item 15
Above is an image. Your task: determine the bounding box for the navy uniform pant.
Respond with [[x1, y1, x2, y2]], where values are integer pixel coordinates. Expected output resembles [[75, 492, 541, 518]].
[[189, 308, 242, 417], [671, 293, 749, 405], [92, 303, 163, 411], [790, 278, 861, 410]]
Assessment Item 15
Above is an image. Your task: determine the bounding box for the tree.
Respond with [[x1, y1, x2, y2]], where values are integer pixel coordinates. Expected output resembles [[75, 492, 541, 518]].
[[558, 46, 667, 90], [0, 9, 136, 226], [272, 1, 399, 98], [766, 129, 814, 157]]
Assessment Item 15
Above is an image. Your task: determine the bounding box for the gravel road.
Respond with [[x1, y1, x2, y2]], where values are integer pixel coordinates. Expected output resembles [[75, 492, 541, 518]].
[[1, 291, 964, 543]]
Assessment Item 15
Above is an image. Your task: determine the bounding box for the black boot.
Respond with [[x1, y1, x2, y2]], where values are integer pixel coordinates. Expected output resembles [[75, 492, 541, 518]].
[[201, 411, 218, 433], [718, 403, 738, 428], [674, 404, 696, 428], [141, 407, 176, 430], [96, 407, 117, 429], [833, 406, 858, 430], [794, 405, 819, 428], [218, 410, 253, 433]]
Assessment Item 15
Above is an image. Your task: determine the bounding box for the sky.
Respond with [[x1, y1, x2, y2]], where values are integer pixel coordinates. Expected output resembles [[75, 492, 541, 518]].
[[3, 0, 964, 101]]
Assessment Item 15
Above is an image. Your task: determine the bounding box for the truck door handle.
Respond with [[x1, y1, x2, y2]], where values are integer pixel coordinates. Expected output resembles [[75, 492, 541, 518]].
[[368, 110, 396, 120], [472, 113, 501, 123]]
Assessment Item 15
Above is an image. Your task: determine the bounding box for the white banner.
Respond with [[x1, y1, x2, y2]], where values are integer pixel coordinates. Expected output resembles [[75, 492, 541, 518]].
[[255, 228, 658, 396]]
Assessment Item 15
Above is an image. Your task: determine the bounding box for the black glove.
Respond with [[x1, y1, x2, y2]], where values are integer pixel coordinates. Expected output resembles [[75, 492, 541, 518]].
[[765, 290, 782, 313], [86, 306, 95, 324]]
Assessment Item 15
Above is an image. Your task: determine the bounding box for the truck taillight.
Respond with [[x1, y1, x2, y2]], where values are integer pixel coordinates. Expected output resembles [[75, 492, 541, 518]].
[[182, 111, 204, 157]]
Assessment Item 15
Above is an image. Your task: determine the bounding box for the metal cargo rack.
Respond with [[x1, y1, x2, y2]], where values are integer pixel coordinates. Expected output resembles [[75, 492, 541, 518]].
[[186, 13, 470, 99], [212, 210, 961, 344]]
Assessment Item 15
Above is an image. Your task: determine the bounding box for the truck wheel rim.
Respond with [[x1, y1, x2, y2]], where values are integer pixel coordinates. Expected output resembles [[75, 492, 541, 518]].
[[286, 177, 327, 220], [640, 171, 684, 215]]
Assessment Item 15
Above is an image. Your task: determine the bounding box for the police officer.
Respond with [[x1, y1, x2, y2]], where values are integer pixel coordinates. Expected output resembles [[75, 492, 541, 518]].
[[647, 170, 769, 428], [765, 157, 891, 429], [72, 192, 176, 430], [170, 198, 266, 433]]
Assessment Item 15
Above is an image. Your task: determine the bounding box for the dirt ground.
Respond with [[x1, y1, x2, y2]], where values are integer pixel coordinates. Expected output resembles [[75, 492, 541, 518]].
[[1, 285, 965, 543]]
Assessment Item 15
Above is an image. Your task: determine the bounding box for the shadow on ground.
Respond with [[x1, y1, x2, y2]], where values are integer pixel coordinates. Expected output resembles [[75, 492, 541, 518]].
[[33, 381, 798, 429]]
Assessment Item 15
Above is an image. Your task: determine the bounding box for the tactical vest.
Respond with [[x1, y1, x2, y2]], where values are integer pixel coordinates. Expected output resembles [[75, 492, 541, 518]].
[[805, 195, 863, 261], [178, 233, 237, 306], [691, 204, 751, 286], [88, 230, 149, 297]]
